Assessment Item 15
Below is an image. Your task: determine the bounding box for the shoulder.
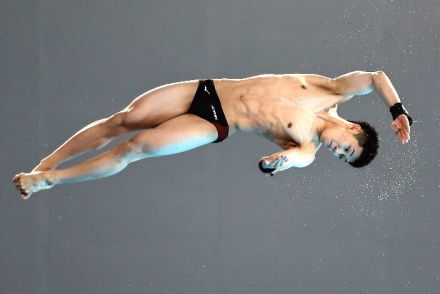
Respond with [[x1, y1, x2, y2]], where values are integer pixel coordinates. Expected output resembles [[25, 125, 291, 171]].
[[298, 74, 336, 92]]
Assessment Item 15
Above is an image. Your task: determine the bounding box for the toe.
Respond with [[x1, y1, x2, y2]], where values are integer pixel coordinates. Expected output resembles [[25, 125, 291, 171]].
[[21, 193, 31, 200], [13, 173, 26, 183], [14, 182, 22, 190]]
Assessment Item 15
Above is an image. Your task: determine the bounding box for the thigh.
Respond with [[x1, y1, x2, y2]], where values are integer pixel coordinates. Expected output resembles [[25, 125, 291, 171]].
[[129, 114, 218, 159], [122, 80, 200, 129]]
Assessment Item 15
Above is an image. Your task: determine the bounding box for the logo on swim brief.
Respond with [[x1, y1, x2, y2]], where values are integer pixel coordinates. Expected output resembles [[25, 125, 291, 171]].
[[204, 85, 211, 95], [211, 105, 218, 120]]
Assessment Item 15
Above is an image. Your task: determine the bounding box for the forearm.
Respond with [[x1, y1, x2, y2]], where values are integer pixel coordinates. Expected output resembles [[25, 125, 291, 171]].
[[372, 71, 413, 143], [372, 71, 413, 125], [259, 147, 315, 174], [335, 70, 412, 144], [372, 71, 401, 107]]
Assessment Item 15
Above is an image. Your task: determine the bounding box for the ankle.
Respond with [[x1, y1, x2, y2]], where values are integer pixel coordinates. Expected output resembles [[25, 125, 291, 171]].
[[39, 158, 57, 169], [42, 170, 58, 186]]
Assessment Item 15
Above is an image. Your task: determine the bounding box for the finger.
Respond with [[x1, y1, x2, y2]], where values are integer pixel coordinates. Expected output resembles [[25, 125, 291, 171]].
[[400, 121, 410, 133], [396, 129, 406, 139], [399, 132, 406, 143], [270, 161, 277, 168], [396, 132, 404, 143], [401, 134, 407, 144], [277, 160, 283, 168], [274, 159, 283, 168]]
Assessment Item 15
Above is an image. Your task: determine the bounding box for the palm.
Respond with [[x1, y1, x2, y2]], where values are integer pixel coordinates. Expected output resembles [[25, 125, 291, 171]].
[[390, 114, 410, 144]]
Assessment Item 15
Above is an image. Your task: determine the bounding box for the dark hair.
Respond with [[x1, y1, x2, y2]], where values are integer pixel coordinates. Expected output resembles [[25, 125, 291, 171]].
[[348, 121, 379, 168]]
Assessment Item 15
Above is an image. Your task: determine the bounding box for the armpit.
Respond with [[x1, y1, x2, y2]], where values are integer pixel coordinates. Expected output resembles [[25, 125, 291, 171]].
[[278, 140, 299, 150]]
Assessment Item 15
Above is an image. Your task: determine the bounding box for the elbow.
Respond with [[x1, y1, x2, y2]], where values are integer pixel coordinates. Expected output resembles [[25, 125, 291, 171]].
[[371, 70, 388, 87], [372, 70, 386, 80]]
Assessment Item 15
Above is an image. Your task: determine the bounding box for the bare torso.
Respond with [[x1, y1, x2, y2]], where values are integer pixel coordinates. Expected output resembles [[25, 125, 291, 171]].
[[15, 70, 409, 197], [213, 74, 343, 148]]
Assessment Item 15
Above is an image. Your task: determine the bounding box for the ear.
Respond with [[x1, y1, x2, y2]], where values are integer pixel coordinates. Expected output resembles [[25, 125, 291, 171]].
[[349, 123, 362, 134]]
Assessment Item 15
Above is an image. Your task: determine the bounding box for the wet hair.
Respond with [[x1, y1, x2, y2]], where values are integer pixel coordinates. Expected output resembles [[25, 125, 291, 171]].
[[348, 121, 379, 168]]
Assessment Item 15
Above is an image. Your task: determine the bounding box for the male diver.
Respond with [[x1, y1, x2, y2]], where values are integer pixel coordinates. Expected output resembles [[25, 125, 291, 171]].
[[13, 71, 413, 199]]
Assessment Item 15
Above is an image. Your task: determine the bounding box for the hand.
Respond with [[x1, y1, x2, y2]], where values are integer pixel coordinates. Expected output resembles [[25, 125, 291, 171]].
[[261, 155, 288, 175], [390, 114, 411, 144]]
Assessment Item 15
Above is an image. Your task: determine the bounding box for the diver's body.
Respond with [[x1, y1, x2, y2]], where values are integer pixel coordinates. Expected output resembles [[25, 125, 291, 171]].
[[13, 71, 412, 199]]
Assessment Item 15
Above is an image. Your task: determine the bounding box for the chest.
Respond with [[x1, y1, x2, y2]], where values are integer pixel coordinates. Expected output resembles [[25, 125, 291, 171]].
[[267, 104, 318, 147]]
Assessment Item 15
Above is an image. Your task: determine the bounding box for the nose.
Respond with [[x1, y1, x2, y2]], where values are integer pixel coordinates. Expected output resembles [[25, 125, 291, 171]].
[[332, 146, 343, 156]]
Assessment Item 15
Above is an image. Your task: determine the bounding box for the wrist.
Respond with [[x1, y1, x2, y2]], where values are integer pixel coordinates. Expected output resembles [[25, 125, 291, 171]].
[[390, 103, 413, 125]]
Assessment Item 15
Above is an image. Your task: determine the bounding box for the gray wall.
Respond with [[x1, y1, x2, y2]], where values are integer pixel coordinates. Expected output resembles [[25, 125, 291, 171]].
[[1, 0, 439, 293]]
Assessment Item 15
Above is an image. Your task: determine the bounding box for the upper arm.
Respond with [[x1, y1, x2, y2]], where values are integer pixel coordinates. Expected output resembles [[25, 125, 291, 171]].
[[292, 151, 315, 168], [333, 71, 380, 98]]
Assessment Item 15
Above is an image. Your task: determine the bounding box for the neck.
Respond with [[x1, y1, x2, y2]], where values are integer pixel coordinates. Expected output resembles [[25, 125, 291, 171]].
[[314, 112, 352, 141], [317, 112, 351, 128]]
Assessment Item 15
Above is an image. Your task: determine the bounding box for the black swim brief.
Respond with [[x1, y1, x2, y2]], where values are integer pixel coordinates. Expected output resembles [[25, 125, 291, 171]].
[[188, 79, 229, 143]]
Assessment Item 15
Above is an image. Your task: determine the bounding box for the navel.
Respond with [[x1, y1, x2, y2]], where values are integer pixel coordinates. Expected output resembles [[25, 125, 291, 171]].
[[287, 122, 292, 128], [301, 84, 307, 89]]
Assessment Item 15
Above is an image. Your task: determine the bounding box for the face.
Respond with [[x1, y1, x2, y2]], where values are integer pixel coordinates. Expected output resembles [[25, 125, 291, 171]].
[[320, 124, 363, 163]]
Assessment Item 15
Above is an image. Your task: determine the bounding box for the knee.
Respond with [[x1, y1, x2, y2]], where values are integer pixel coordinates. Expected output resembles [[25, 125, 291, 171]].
[[108, 108, 149, 130], [114, 140, 144, 160], [125, 134, 164, 157], [107, 110, 130, 127]]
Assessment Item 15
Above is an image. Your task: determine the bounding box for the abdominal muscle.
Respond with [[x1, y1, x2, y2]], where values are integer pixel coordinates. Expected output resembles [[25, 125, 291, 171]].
[[213, 75, 327, 145]]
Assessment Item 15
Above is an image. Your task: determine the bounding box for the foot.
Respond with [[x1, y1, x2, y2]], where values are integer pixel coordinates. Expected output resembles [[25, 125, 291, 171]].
[[12, 171, 55, 200]]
